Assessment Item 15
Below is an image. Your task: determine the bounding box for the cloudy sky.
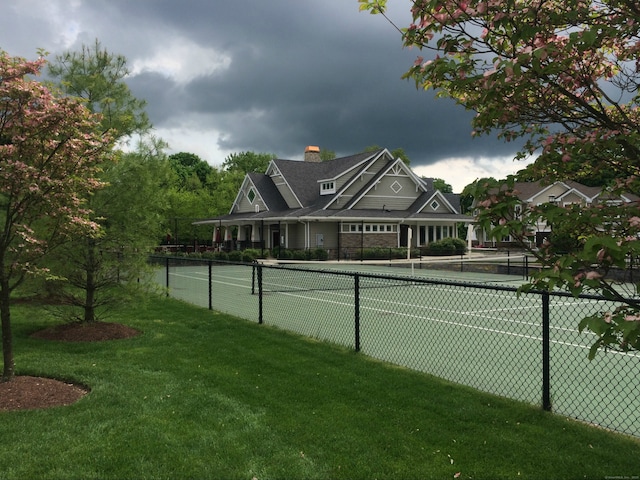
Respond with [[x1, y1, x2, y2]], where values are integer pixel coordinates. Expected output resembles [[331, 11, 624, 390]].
[[1, 0, 532, 192]]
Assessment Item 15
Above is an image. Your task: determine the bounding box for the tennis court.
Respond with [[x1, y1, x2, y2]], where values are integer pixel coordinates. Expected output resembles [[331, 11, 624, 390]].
[[152, 257, 640, 437]]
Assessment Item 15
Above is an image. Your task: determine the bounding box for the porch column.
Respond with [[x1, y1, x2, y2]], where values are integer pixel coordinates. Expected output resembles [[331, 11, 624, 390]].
[[250, 222, 259, 247]]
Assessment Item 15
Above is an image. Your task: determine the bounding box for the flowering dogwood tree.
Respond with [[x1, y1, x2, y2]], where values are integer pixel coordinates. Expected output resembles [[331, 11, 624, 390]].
[[0, 51, 112, 380], [360, 0, 640, 357]]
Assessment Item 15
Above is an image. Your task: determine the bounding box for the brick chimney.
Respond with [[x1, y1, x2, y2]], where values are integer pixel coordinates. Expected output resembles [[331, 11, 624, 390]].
[[304, 145, 321, 163]]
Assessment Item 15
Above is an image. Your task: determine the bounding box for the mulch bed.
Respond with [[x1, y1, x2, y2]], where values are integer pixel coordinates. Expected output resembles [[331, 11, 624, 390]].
[[30, 321, 140, 342], [0, 321, 140, 411]]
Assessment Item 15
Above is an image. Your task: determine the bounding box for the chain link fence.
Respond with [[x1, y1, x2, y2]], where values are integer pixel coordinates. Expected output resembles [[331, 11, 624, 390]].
[[150, 255, 640, 438]]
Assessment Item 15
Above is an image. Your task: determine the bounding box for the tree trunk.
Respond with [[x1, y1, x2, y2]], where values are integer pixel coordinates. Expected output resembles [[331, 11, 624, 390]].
[[84, 237, 97, 323], [1, 277, 14, 382]]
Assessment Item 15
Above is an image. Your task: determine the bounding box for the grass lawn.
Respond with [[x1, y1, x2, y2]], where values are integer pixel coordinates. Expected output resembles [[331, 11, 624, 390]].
[[1, 295, 639, 479]]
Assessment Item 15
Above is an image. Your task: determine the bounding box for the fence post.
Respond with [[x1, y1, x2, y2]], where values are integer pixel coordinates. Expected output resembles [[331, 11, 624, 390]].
[[208, 260, 213, 310], [258, 264, 263, 325], [542, 291, 552, 411], [165, 257, 170, 297], [354, 273, 361, 352]]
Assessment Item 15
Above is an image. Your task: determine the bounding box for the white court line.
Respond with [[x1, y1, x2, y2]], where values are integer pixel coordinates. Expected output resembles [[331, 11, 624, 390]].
[[167, 269, 638, 355], [170, 272, 251, 290], [268, 289, 598, 351]]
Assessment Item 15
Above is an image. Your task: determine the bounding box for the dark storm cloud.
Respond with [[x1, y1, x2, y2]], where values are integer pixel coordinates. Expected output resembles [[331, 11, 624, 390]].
[[0, 0, 521, 169]]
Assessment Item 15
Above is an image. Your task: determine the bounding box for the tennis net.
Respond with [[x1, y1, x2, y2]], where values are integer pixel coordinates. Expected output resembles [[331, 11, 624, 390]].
[[262, 254, 532, 285], [252, 254, 531, 294]]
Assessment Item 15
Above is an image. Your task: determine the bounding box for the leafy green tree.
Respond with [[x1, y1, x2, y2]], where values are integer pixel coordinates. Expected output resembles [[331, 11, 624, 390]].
[[360, 0, 640, 357], [51, 138, 171, 323], [365, 145, 411, 165], [221, 151, 274, 174], [48, 39, 150, 137], [0, 51, 112, 380], [320, 148, 336, 161], [432, 178, 453, 193], [169, 152, 214, 189], [47, 41, 153, 323]]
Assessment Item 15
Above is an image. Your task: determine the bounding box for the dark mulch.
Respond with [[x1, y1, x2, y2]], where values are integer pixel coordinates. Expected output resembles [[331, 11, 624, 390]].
[[31, 321, 140, 342], [0, 376, 88, 411], [0, 321, 140, 412]]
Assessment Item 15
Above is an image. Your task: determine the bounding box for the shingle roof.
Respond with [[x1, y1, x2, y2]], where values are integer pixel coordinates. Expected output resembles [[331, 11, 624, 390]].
[[247, 172, 289, 211], [271, 149, 378, 207]]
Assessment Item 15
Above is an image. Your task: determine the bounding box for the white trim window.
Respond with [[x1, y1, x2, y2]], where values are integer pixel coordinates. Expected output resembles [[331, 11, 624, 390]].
[[320, 181, 336, 195], [341, 223, 397, 233]]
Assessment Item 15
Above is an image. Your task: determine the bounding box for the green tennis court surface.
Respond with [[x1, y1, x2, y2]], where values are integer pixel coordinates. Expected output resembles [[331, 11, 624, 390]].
[[154, 260, 640, 437]]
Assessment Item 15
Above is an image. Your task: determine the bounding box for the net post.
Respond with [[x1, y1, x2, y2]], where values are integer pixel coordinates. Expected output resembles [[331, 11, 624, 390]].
[[165, 257, 170, 297], [354, 273, 361, 352], [251, 261, 256, 295], [542, 290, 552, 411], [208, 260, 213, 310], [258, 264, 263, 325]]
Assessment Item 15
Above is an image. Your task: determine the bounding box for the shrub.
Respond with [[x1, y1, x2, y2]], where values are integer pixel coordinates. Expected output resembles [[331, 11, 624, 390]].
[[242, 249, 264, 262], [423, 238, 467, 256], [227, 251, 243, 262], [312, 248, 328, 261]]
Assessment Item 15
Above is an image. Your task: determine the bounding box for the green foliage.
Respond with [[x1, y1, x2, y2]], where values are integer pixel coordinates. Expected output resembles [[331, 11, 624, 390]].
[[227, 251, 243, 262], [168, 152, 214, 189], [423, 238, 467, 256], [221, 151, 275, 174], [355, 247, 411, 260], [45, 137, 171, 323], [320, 148, 336, 161], [48, 39, 150, 140], [364, 145, 411, 165], [0, 50, 113, 379], [432, 178, 453, 193]]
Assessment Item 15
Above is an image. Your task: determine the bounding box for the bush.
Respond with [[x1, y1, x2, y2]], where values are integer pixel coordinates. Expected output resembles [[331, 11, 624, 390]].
[[241, 249, 264, 262], [312, 248, 328, 261], [423, 238, 467, 256], [227, 251, 243, 262]]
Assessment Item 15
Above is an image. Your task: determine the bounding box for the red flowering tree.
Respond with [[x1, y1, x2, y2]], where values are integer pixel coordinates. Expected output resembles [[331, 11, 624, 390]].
[[0, 51, 112, 381], [360, 0, 640, 357]]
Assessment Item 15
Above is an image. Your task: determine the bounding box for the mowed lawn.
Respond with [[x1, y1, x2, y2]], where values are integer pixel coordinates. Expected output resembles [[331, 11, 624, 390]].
[[1, 295, 639, 479]]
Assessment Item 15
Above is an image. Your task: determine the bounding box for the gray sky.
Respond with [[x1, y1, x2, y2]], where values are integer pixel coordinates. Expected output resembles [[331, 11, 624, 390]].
[[1, 0, 531, 191]]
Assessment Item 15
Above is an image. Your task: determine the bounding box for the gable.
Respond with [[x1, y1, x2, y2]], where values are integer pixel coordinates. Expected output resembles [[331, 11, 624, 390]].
[[266, 161, 302, 208], [230, 176, 267, 214], [326, 154, 426, 211], [413, 191, 459, 214]]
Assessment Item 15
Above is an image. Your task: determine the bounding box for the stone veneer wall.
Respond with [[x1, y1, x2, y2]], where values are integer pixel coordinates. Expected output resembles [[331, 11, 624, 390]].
[[340, 233, 397, 250]]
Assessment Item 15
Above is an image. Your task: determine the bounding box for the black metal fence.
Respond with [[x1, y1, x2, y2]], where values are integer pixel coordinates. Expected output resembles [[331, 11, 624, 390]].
[[150, 255, 640, 438]]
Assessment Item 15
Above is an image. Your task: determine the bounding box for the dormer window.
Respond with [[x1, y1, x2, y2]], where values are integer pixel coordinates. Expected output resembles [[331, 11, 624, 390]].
[[321, 181, 335, 195]]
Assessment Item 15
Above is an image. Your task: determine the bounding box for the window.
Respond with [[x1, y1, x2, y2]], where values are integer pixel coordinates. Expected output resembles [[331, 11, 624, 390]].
[[321, 181, 335, 195], [247, 188, 255, 203], [514, 204, 522, 219], [341, 223, 397, 233], [430, 200, 440, 210]]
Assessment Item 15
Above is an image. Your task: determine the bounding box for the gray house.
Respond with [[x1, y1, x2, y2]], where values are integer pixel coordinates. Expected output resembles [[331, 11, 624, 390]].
[[196, 147, 472, 259]]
